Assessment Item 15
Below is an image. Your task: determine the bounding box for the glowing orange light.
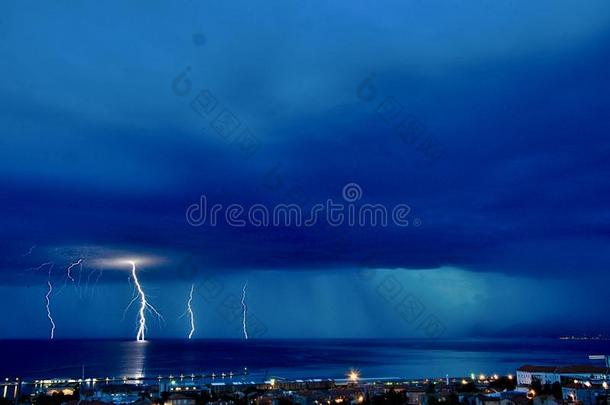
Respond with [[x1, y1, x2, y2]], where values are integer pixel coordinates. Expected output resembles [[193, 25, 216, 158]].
[[348, 369, 360, 383]]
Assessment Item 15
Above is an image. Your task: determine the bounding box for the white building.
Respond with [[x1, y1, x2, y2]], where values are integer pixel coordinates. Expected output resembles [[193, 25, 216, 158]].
[[516, 365, 560, 386], [516, 364, 610, 387]]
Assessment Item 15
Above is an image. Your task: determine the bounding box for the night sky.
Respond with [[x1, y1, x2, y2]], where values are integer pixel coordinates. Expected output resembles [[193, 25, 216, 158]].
[[1, 0, 610, 339]]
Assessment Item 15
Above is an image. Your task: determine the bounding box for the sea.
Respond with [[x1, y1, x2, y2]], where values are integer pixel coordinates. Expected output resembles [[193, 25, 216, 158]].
[[1, 338, 609, 381]]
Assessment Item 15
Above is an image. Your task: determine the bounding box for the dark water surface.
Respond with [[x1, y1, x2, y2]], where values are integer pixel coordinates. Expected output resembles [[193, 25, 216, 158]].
[[1, 339, 609, 380]]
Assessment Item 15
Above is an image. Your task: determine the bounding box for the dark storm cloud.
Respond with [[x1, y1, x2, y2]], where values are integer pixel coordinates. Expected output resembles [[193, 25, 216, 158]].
[[1, 0, 610, 285]]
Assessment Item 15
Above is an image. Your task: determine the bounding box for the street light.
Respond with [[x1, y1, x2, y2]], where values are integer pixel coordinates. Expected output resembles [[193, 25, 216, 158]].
[[348, 370, 360, 384]]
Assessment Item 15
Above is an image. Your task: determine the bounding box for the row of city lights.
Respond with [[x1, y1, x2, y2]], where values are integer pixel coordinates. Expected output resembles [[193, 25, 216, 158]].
[[9, 370, 609, 391], [2, 372, 500, 386], [463, 373, 513, 382], [3, 372, 508, 386], [0, 371, 245, 386]]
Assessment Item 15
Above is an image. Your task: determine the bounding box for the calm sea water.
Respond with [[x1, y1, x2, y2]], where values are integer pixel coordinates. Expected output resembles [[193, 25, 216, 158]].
[[1, 339, 609, 381]]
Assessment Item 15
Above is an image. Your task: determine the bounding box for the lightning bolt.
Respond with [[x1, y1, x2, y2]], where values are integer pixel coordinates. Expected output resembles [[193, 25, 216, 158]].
[[186, 284, 195, 339], [129, 261, 162, 342], [25, 262, 53, 273], [131, 262, 148, 342], [22, 245, 36, 257], [241, 282, 248, 340], [41, 263, 56, 339], [66, 258, 83, 282], [55, 258, 85, 297], [45, 280, 55, 339]]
